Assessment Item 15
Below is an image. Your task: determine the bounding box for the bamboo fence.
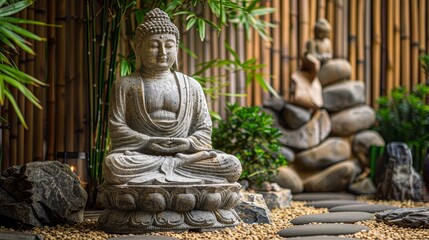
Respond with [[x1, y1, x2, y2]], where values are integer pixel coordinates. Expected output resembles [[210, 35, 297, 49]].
[[1, 0, 429, 169]]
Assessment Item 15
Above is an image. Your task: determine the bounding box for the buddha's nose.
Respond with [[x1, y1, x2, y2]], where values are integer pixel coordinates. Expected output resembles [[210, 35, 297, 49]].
[[159, 45, 166, 55]]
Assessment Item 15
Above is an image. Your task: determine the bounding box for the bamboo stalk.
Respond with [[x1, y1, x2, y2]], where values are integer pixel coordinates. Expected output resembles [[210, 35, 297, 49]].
[[33, 0, 47, 162], [227, 25, 236, 104], [418, 0, 426, 84], [246, 14, 254, 106], [299, 0, 309, 58], [356, 0, 365, 81], [75, 0, 85, 151], [202, 7, 212, 107], [253, 22, 262, 106], [290, 0, 299, 76], [393, 0, 401, 88], [281, 0, 290, 100], [410, 0, 419, 88], [236, 13, 246, 106], [210, 11, 219, 112], [335, 0, 344, 58], [66, 0, 75, 152], [272, 0, 281, 94], [372, 0, 381, 107], [17, 10, 26, 166], [401, 0, 410, 89], [262, 0, 272, 102], [317, 0, 326, 19], [365, 0, 372, 104], [219, 26, 226, 116], [47, 0, 56, 160], [349, 0, 357, 80], [55, 0, 67, 156], [1, 102, 9, 168], [326, 0, 335, 51], [24, 2, 35, 164], [380, 0, 387, 95], [386, 0, 394, 96], [309, 0, 316, 39]]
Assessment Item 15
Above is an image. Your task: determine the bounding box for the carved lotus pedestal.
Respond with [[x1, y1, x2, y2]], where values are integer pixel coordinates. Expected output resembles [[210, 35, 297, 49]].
[[97, 183, 242, 233]]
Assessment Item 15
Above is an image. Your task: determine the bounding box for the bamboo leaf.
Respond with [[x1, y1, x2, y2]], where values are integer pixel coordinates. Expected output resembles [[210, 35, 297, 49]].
[[0, 0, 33, 17], [4, 90, 27, 129], [1, 17, 61, 27], [2, 21, 44, 41], [186, 17, 196, 31], [197, 18, 205, 41], [0, 0, 6, 8]]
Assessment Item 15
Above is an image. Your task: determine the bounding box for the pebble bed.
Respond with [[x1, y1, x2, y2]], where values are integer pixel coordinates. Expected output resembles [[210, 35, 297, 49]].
[[1, 197, 428, 240]]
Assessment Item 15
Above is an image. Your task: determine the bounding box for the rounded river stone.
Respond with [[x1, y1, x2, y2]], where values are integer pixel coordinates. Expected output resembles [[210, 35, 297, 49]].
[[278, 223, 369, 237], [285, 236, 359, 240], [329, 204, 399, 213], [290, 212, 373, 225], [108, 236, 178, 240], [293, 192, 356, 201], [304, 200, 367, 208]]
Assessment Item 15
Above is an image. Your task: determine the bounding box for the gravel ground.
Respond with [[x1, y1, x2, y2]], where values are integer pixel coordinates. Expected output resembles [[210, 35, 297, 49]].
[[1, 197, 428, 240]]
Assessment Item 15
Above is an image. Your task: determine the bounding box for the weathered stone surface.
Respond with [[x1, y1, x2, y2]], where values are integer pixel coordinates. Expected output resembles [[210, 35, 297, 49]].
[[323, 80, 365, 112], [290, 212, 373, 225], [258, 188, 292, 210], [279, 146, 295, 163], [304, 160, 361, 192], [375, 207, 429, 228], [278, 223, 369, 237], [330, 105, 376, 137], [375, 142, 424, 201], [279, 109, 331, 149], [329, 204, 399, 213], [349, 177, 376, 195], [352, 130, 385, 167], [234, 192, 272, 224], [0, 231, 43, 240], [108, 236, 177, 240], [263, 98, 285, 112], [295, 138, 351, 169], [318, 59, 352, 86], [304, 200, 367, 209], [281, 103, 313, 129], [293, 192, 356, 201], [0, 161, 87, 227], [275, 167, 303, 193]]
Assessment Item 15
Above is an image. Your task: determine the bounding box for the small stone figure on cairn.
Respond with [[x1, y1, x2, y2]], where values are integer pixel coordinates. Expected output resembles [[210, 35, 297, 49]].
[[305, 18, 333, 64], [97, 8, 242, 233]]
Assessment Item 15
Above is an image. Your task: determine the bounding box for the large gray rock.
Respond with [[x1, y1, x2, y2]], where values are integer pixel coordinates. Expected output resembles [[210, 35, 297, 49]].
[[375, 207, 429, 228], [278, 223, 369, 237], [281, 103, 313, 129], [234, 192, 271, 224], [318, 59, 352, 86], [275, 167, 303, 193], [352, 130, 385, 167], [349, 177, 377, 195], [375, 142, 424, 201], [279, 109, 331, 149], [323, 80, 365, 112], [258, 188, 292, 210], [295, 138, 351, 169], [0, 161, 87, 227], [330, 105, 375, 137], [304, 160, 361, 192], [290, 212, 373, 225]]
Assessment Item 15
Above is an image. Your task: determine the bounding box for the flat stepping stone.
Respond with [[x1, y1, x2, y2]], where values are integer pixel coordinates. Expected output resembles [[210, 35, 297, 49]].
[[107, 236, 177, 240], [286, 236, 359, 240], [293, 192, 356, 201], [329, 204, 399, 213], [290, 212, 373, 225], [278, 223, 369, 237], [305, 200, 367, 208], [0, 231, 42, 240]]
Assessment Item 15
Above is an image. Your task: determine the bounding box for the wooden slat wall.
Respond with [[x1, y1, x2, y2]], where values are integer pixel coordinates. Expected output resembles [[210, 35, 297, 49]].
[[1, 0, 429, 169]]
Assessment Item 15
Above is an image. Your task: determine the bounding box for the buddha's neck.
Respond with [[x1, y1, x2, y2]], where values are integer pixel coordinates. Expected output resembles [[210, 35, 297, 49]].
[[139, 67, 173, 79]]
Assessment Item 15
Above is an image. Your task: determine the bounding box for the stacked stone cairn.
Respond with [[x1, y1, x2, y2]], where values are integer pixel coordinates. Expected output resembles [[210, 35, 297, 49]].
[[267, 20, 384, 193]]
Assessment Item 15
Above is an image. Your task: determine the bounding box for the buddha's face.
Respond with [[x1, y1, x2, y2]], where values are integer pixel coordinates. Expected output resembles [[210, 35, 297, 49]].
[[140, 33, 177, 71]]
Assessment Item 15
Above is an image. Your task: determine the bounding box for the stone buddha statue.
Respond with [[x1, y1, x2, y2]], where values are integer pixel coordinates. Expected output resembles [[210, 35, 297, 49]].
[[98, 8, 242, 233], [305, 18, 333, 64], [103, 8, 241, 186]]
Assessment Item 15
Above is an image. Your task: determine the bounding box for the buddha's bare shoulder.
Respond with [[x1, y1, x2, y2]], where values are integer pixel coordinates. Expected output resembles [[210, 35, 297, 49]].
[[115, 72, 141, 87]]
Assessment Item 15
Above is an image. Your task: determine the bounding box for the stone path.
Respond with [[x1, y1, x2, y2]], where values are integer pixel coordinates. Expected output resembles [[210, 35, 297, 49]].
[[329, 204, 399, 213], [279, 193, 374, 238], [284, 236, 359, 240]]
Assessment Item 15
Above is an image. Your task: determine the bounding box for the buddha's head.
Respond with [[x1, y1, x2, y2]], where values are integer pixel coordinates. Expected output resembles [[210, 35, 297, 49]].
[[135, 8, 180, 71], [314, 18, 331, 39]]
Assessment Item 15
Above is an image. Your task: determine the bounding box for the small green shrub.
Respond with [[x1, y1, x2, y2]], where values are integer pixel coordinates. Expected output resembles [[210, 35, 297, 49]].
[[374, 84, 429, 171], [212, 103, 287, 186]]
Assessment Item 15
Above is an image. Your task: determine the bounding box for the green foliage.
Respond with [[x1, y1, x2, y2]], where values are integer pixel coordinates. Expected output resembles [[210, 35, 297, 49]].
[[374, 84, 429, 171], [212, 103, 287, 185], [0, 0, 51, 128], [420, 53, 429, 85]]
